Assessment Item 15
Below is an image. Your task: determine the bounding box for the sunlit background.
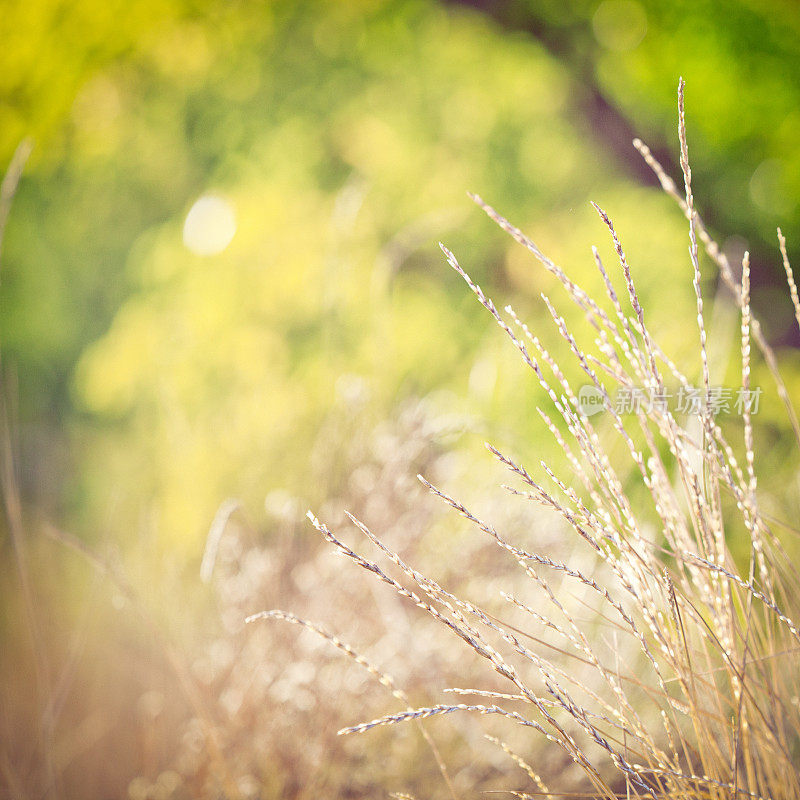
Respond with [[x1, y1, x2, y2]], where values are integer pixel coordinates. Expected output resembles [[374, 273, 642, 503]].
[[2, 1, 800, 797]]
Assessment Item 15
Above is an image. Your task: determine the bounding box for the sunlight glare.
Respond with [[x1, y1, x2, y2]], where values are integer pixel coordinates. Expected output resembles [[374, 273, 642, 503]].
[[183, 194, 237, 256]]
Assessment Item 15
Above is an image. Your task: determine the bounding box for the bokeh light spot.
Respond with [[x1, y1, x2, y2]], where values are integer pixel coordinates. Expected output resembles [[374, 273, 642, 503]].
[[592, 1, 647, 52], [183, 194, 237, 256]]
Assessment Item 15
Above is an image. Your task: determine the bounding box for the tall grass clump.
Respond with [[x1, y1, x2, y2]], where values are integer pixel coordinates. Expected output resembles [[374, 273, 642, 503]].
[[250, 81, 800, 798]]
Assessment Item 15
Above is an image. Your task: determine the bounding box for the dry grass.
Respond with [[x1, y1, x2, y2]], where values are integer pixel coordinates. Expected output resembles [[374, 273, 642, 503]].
[[254, 80, 800, 798], [4, 394, 529, 798], [4, 80, 800, 800]]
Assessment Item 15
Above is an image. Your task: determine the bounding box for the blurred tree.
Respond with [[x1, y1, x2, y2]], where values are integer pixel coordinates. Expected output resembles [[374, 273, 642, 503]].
[[0, 0, 198, 406], [445, 0, 800, 344]]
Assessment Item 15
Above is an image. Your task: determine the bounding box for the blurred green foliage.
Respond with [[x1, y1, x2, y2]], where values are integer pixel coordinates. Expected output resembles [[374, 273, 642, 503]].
[[458, 0, 800, 338], [1, 0, 797, 557]]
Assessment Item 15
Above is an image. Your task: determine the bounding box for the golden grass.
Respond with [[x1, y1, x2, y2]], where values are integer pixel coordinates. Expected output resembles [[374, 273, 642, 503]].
[[255, 80, 800, 798], [4, 80, 799, 800]]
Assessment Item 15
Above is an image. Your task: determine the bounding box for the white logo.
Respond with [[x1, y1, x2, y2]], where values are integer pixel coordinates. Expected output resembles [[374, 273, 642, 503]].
[[577, 385, 605, 417]]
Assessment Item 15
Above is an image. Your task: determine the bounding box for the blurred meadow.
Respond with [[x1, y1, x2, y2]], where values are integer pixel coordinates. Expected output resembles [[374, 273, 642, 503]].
[[2, 1, 800, 798]]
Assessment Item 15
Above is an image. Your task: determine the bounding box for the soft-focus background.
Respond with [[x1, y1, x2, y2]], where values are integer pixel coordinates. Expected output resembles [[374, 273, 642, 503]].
[[2, 1, 800, 798]]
